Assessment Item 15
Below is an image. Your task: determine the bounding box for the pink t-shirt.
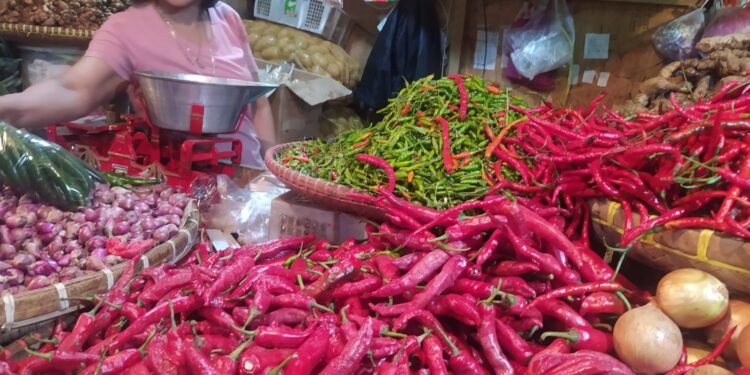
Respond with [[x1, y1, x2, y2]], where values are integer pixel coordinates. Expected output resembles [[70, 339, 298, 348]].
[[85, 1, 265, 169]]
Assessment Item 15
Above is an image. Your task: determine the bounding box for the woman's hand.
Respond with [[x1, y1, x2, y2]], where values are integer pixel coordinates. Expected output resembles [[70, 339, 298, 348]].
[[0, 56, 125, 129]]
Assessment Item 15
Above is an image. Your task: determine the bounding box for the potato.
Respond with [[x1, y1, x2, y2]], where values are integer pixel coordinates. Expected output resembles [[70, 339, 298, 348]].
[[260, 46, 282, 61], [326, 61, 343, 80], [293, 51, 313, 69], [247, 32, 259, 45], [254, 35, 277, 52]]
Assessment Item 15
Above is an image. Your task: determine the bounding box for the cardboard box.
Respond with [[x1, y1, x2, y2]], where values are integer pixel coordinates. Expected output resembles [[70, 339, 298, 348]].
[[255, 60, 351, 155], [269, 191, 367, 244]]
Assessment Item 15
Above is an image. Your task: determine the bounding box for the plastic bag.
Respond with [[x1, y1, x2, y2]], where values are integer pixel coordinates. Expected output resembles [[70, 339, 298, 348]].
[[0, 122, 104, 210], [652, 7, 705, 61], [507, 0, 574, 80], [703, 3, 750, 38], [199, 173, 288, 244]]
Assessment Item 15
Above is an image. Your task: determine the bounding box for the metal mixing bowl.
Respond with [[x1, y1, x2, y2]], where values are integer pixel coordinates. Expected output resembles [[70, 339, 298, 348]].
[[135, 71, 277, 134]]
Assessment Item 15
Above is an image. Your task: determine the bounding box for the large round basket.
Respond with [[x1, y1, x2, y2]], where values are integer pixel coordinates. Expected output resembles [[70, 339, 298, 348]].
[[0, 200, 199, 344], [265, 142, 387, 221], [589, 198, 750, 295]]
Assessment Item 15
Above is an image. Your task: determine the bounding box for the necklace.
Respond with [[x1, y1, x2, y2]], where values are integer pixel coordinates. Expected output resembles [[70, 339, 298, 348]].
[[157, 5, 217, 76]]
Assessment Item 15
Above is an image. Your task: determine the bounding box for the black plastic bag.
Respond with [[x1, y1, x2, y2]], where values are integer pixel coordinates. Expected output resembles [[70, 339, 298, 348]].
[[354, 0, 443, 113]]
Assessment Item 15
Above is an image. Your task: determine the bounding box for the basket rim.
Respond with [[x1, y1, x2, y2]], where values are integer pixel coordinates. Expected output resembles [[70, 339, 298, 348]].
[[0, 199, 199, 332], [264, 141, 371, 201]]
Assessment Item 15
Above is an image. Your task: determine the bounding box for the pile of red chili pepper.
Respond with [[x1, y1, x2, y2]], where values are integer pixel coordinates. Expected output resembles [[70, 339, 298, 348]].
[[0, 187, 649, 375], [484, 82, 750, 248]]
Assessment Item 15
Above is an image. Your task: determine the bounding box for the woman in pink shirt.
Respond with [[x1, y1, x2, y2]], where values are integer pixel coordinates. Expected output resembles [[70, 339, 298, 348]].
[[0, 0, 272, 169]]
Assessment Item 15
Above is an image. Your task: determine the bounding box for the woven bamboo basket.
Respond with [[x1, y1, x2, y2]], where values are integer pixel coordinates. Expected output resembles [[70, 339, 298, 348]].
[[0, 200, 199, 344], [265, 142, 387, 221], [0, 23, 93, 45], [589, 198, 750, 294]]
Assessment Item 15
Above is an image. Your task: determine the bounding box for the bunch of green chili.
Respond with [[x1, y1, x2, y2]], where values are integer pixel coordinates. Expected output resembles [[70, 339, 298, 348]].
[[278, 74, 528, 210]]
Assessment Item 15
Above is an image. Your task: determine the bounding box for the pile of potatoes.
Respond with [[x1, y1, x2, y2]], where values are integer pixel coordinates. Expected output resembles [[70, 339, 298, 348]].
[[244, 20, 360, 88]]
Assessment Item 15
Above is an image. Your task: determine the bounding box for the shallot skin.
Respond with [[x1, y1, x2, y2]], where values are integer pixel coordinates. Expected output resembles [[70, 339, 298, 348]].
[[0, 183, 187, 294]]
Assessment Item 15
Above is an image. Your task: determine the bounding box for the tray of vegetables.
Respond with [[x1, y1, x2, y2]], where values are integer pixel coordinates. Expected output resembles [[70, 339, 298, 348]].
[[268, 74, 528, 219], [0, 186, 747, 374], [0, 182, 198, 343]]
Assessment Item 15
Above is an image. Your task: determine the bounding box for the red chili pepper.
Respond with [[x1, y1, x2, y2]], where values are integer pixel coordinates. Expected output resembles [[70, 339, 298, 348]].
[[319, 317, 373, 375], [198, 307, 242, 333], [487, 85, 502, 95], [79, 348, 142, 375], [108, 295, 198, 353], [238, 346, 295, 375], [400, 102, 411, 116], [493, 260, 540, 277], [476, 304, 514, 374], [495, 318, 535, 364], [356, 154, 396, 193], [504, 225, 580, 285], [434, 116, 455, 174], [579, 292, 627, 316], [330, 274, 382, 300], [302, 256, 360, 298], [138, 272, 192, 303], [427, 294, 481, 326], [21, 348, 99, 372], [371, 250, 450, 298], [447, 74, 468, 120], [185, 343, 220, 375], [524, 281, 622, 313], [283, 325, 330, 375], [422, 335, 449, 375], [538, 300, 613, 353], [371, 255, 467, 316], [665, 326, 737, 375], [255, 325, 312, 349]]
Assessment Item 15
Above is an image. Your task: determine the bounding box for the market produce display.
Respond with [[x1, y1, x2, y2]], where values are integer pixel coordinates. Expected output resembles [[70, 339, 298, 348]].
[[282, 73, 750, 245], [3, 186, 747, 374], [624, 30, 750, 113], [1, 190, 643, 374], [279, 74, 527, 210], [0, 0, 126, 29], [244, 20, 361, 88], [0, 182, 187, 294]]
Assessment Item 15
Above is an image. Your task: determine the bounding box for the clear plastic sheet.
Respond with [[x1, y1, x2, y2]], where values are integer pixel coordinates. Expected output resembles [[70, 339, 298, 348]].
[[507, 0, 574, 80], [0, 122, 103, 210], [198, 173, 288, 245], [652, 7, 705, 61]]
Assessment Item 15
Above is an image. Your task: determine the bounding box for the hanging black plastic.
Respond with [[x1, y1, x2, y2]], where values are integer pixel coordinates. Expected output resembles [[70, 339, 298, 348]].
[[354, 0, 443, 113], [0, 122, 104, 210]]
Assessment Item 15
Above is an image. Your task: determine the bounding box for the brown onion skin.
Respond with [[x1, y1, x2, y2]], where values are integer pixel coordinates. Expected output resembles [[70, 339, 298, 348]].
[[706, 299, 750, 359], [739, 326, 750, 369], [614, 302, 683, 375], [656, 268, 729, 329]]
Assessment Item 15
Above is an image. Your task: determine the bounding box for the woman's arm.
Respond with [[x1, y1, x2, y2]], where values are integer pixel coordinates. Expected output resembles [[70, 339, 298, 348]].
[[0, 56, 126, 129]]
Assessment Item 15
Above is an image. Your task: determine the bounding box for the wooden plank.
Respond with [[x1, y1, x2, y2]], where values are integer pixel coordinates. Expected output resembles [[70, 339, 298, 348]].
[[447, 0, 468, 74]]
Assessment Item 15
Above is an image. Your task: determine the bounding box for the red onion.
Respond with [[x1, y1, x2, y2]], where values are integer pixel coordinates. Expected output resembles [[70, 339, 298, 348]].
[[113, 221, 130, 236], [27, 275, 51, 290], [98, 207, 125, 221], [0, 244, 15, 259], [91, 247, 108, 260], [153, 224, 178, 242], [23, 240, 43, 259], [64, 241, 82, 254], [0, 261, 11, 271], [10, 253, 33, 271], [155, 204, 172, 216], [58, 254, 71, 267], [64, 222, 80, 240], [22, 212, 37, 226], [47, 237, 64, 255], [134, 202, 150, 212], [82, 208, 98, 222], [143, 194, 157, 207], [84, 255, 106, 271], [15, 204, 38, 215], [166, 214, 181, 226], [69, 249, 85, 264], [140, 218, 158, 231], [117, 198, 135, 210], [85, 236, 106, 251], [10, 228, 31, 243], [36, 222, 55, 234], [3, 269, 24, 286], [4, 214, 26, 229], [124, 211, 139, 224], [78, 224, 94, 243], [104, 255, 122, 266], [95, 190, 115, 204], [39, 207, 64, 223], [69, 212, 86, 224], [130, 223, 143, 234], [59, 267, 83, 281], [159, 188, 174, 198], [0, 225, 11, 244], [153, 217, 170, 228], [50, 250, 64, 262], [0, 202, 12, 218], [30, 260, 57, 276]]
